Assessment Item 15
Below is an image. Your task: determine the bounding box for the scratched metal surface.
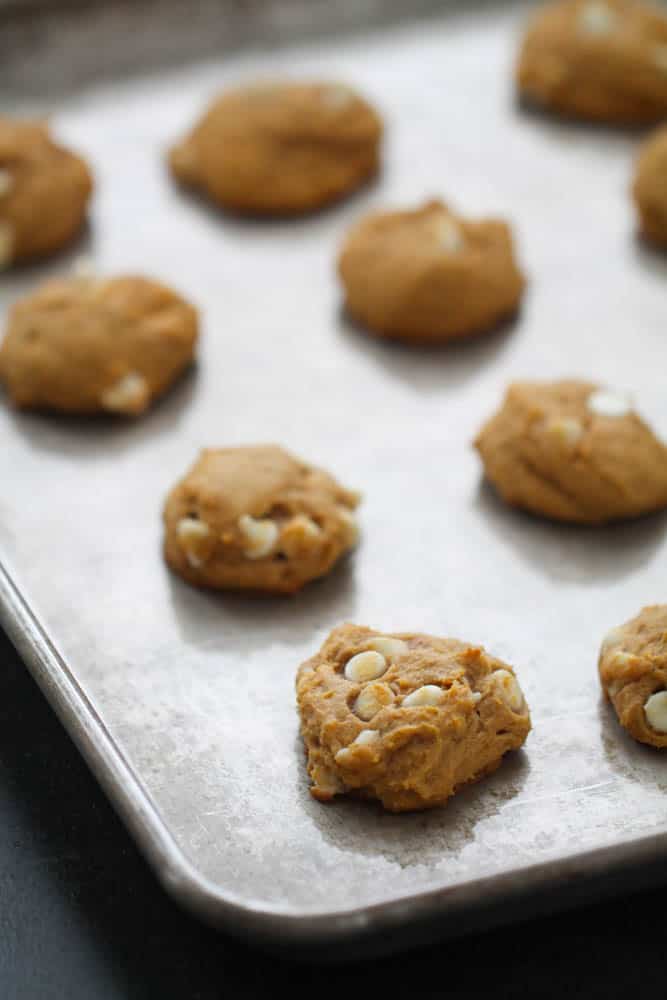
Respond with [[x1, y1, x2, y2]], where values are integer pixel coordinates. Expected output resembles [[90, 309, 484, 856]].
[[1, 0, 667, 946]]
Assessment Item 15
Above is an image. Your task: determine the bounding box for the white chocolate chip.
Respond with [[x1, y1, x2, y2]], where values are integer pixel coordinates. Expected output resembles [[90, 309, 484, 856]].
[[491, 669, 524, 712], [578, 2, 615, 35], [354, 682, 393, 721], [176, 517, 213, 568], [366, 636, 408, 660], [101, 372, 149, 414], [282, 513, 321, 542], [546, 417, 583, 448], [601, 627, 624, 654], [0, 220, 14, 270], [321, 85, 353, 109], [353, 729, 380, 746], [610, 651, 638, 669], [438, 217, 464, 254], [654, 44, 667, 72], [587, 389, 631, 418], [338, 507, 359, 545], [344, 650, 387, 682], [471, 690, 482, 704], [645, 691, 667, 733], [334, 728, 379, 765], [403, 684, 443, 707], [0, 168, 13, 197], [238, 514, 279, 559]]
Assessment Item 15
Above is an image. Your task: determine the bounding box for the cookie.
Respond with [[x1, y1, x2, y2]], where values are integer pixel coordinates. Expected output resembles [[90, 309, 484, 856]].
[[599, 605, 667, 747], [475, 380, 667, 524], [296, 625, 530, 812], [516, 0, 667, 125], [163, 445, 360, 594], [0, 117, 93, 269], [169, 81, 382, 215], [337, 199, 525, 343], [0, 271, 198, 415], [632, 124, 667, 246]]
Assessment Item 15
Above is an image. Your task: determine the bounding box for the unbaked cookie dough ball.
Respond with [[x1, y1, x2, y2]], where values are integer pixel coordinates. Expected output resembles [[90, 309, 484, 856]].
[[337, 199, 525, 343], [475, 380, 667, 524], [296, 624, 531, 812], [632, 124, 667, 246], [0, 117, 93, 269], [168, 81, 382, 215], [163, 445, 360, 594], [599, 605, 667, 747], [0, 271, 198, 415], [516, 0, 667, 125]]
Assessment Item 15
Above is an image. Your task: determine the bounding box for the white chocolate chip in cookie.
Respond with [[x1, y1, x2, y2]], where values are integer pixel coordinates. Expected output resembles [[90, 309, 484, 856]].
[[645, 691, 667, 733], [338, 507, 359, 545], [601, 627, 624, 654], [546, 416, 583, 448], [653, 44, 667, 72], [437, 217, 464, 254], [321, 84, 353, 109], [0, 168, 13, 197], [238, 514, 279, 559], [354, 682, 394, 721], [0, 220, 14, 269], [176, 517, 214, 568], [587, 388, 631, 418], [101, 371, 149, 414], [403, 684, 443, 707], [335, 728, 380, 765], [610, 651, 639, 670], [471, 690, 482, 704], [578, 2, 615, 35], [366, 636, 408, 660], [280, 513, 321, 553], [491, 669, 524, 711], [344, 650, 387, 682]]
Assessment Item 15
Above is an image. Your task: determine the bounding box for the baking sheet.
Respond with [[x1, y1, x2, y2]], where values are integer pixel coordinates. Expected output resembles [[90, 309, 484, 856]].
[[2, 0, 667, 949]]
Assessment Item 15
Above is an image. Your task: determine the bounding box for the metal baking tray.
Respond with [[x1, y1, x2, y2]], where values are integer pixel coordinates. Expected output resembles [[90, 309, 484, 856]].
[[2, 0, 667, 957]]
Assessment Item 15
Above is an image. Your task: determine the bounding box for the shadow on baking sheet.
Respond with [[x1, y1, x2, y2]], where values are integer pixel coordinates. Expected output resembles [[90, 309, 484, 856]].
[[3, 363, 199, 461], [336, 305, 520, 395], [597, 695, 667, 793], [166, 553, 359, 653], [295, 737, 530, 868], [631, 235, 667, 279], [474, 479, 667, 584]]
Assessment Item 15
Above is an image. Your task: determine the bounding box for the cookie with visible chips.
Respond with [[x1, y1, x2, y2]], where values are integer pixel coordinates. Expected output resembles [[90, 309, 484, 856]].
[[169, 81, 382, 215], [599, 605, 667, 747], [163, 445, 360, 594], [0, 116, 92, 269], [0, 270, 198, 415], [338, 199, 525, 343], [296, 624, 530, 812], [475, 379, 667, 524], [516, 0, 667, 125]]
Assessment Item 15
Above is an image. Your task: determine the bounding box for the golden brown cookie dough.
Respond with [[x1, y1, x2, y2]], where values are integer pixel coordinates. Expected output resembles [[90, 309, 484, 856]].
[[163, 445, 360, 594], [337, 199, 525, 343], [599, 605, 667, 747], [516, 0, 667, 125], [0, 271, 198, 415], [296, 624, 531, 812], [169, 81, 382, 215], [0, 117, 93, 268], [632, 125, 667, 245], [475, 380, 667, 524]]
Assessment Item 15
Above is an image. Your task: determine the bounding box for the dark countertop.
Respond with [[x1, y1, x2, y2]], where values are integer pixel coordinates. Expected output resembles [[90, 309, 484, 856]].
[[0, 624, 663, 1000]]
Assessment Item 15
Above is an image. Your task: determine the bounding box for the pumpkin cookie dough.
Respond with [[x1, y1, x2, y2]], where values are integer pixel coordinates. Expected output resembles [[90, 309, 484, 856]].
[[163, 445, 360, 594], [633, 125, 667, 246], [169, 81, 382, 215], [296, 625, 530, 812], [516, 0, 667, 125], [338, 199, 525, 343], [475, 380, 667, 524], [0, 271, 198, 414], [599, 605, 667, 747], [0, 117, 92, 269]]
